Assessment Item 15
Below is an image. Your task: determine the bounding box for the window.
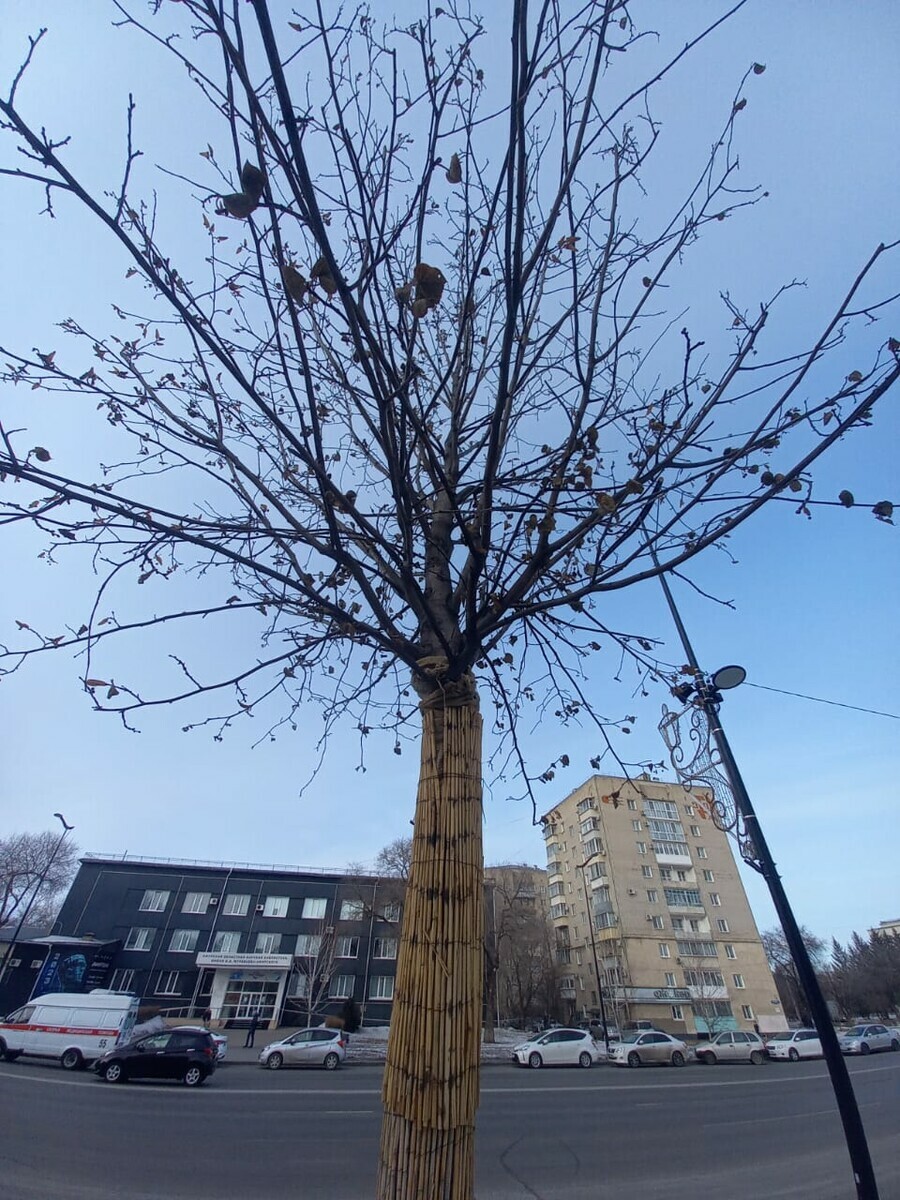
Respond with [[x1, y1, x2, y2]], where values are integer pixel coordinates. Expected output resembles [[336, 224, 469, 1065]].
[[549, 881, 565, 898], [124, 927, 154, 951], [583, 836, 604, 857], [702, 869, 715, 882], [550, 903, 568, 919], [576, 798, 593, 814], [328, 974, 355, 999], [169, 929, 199, 953], [301, 897, 327, 919], [677, 939, 718, 957], [716, 918, 730, 933], [264, 895, 291, 918], [647, 818, 684, 840], [675, 870, 688, 882], [671, 917, 685, 931], [647, 889, 658, 903], [741, 1004, 754, 1021], [288, 974, 309, 998], [724, 944, 737, 959], [587, 862, 605, 882], [671, 1005, 684, 1021], [641, 865, 653, 878], [382, 902, 402, 923], [685, 970, 724, 988], [651, 915, 665, 930], [559, 976, 576, 991], [695, 1000, 733, 1019], [664, 972, 676, 987], [664, 887, 702, 908], [211, 930, 241, 954], [626, 798, 637, 811], [709, 892, 721, 906], [690, 824, 701, 837], [636, 842, 647, 855], [336, 936, 359, 958], [594, 911, 617, 930], [372, 937, 398, 960], [295, 933, 322, 957], [155, 971, 181, 996], [369, 975, 395, 1000], [592, 885, 610, 904], [658, 867, 672, 882], [109, 968, 135, 991], [685, 804, 695, 816], [631, 819, 642, 831], [652, 840, 691, 858], [733, 974, 745, 989], [254, 932, 282, 954], [139, 889, 170, 913], [696, 846, 708, 860], [223, 893, 250, 917], [645, 800, 679, 820], [340, 899, 365, 921], [182, 891, 210, 914], [580, 817, 599, 835], [658, 942, 671, 958]]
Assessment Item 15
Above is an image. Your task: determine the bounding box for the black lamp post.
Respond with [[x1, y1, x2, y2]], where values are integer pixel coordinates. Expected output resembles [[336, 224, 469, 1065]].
[[0, 813, 74, 986], [655, 567, 879, 1200], [577, 852, 611, 1055]]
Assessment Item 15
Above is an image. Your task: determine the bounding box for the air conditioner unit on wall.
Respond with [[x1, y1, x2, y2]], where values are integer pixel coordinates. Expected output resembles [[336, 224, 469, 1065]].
[[627, 888, 636, 896], [209, 896, 219, 906], [256, 904, 265, 913]]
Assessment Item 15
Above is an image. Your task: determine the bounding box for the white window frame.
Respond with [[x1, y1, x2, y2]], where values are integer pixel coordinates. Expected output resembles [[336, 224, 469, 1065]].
[[254, 931, 281, 954], [725, 944, 737, 960], [658, 942, 671, 959], [301, 897, 327, 920], [690, 824, 702, 837], [264, 895, 291, 918], [223, 893, 250, 917], [139, 889, 170, 913], [369, 975, 395, 1000], [733, 973, 745, 989], [382, 902, 402, 923], [636, 841, 647, 855], [181, 891, 210, 914], [641, 865, 653, 878], [211, 930, 241, 954], [651, 915, 665, 930], [647, 889, 658, 903], [664, 972, 676, 987], [335, 935, 359, 958], [709, 892, 721, 906], [696, 846, 708, 860], [741, 1004, 754, 1020], [125, 927, 154, 951], [340, 899, 366, 921], [372, 937, 398, 960], [295, 933, 322, 957], [702, 870, 715, 883], [671, 1004, 684, 1021], [626, 798, 637, 811], [631, 819, 642, 831], [717, 918, 730, 933], [328, 974, 355, 999], [169, 929, 199, 953], [154, 970, 181, 996], [110, 968, 135, 991]]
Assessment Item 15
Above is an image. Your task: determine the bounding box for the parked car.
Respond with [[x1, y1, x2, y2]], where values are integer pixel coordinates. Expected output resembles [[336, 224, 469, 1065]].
[[608, 1031, 688, 1068], [258, 1027, 347, 1070], [94, 1028, 217, 1086], [838, 1024, 899, 1055], [511, 1028, 602, 1069], [765, 1029, 822, 1061], [173, 1025, 228, 1061], [694, 1030, 768, 1065]]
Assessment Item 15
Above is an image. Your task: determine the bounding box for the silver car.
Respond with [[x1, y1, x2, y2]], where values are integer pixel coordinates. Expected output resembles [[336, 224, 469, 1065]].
[[258, 1027, 347, 1070], [608, 1031, 688, 1068], [511, 1028, 603, 1069], [837, 1024, 899, 1055], [694, 1030, 767, 1065]]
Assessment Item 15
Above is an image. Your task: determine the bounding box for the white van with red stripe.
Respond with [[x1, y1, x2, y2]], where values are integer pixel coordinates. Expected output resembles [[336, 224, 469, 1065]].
[[0, 989, 140, 1071]]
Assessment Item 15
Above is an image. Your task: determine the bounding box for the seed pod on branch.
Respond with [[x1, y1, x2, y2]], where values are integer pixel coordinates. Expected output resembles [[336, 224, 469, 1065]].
[[240, 161, 265, 202], [281, 264, 309, 302], [413, 263, 446, 312], [311, 256, 339, 296]]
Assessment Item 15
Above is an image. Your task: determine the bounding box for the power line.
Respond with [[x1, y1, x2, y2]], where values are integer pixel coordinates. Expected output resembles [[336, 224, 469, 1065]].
[[743, 681, 899, 721]]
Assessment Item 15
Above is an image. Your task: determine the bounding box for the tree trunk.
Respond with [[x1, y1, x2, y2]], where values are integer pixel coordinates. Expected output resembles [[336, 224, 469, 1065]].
[[377, 672, 484, 1200]]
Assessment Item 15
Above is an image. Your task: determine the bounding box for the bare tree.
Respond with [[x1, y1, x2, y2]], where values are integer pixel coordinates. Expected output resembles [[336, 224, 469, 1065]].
[[283, 921, 337, 1029], [0, 4, 897, 1196], [374, 838, 413, 883], [762, 925, 827, 1025], [0, 831, 80, 930], [487, 866, 558, 1027], [681, 959, 733, 1036]]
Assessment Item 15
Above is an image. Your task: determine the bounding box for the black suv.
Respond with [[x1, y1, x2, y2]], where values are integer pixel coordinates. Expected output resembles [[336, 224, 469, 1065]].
[[94, 1028, 217, 1087]]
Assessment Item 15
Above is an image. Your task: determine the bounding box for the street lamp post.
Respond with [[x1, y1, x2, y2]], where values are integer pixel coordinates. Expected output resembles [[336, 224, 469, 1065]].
[[655, 567, 879, 1200], [577, 852, 611, 1055], [0, 813, 74, 986]]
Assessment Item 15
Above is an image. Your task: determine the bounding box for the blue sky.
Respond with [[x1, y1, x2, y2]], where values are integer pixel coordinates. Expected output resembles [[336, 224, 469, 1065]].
[[1, 2, 897, 948]]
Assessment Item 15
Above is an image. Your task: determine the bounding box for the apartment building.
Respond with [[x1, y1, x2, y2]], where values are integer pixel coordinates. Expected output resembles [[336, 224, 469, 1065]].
[[541, 774, 784, 1037]]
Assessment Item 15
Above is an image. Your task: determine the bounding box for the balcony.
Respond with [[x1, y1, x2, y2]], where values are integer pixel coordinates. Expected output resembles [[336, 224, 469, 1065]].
[[546, 859, 562, 877]]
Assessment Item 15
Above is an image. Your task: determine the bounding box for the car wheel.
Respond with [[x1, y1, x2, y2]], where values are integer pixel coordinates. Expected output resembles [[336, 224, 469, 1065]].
[[671, 1051, 685, 1068], [103, 1061, 126, 1083], [3, 1050, 22, 1062], [578, 1051, 593, 1069], [627, 1051, 641, 1068], [891, 1039, 899, 1052], [323, 1052, 340, 1071], [183, 1065, 204, 1087], [60, 1049, 83, 1071], [528, 1052, 543, 1069], [788, 1047, 800, 1062], [266, 1052, 284, 1071], [702, 1051, 717, 1066], [750, 1050, 765, 1065], [860, 1043, 870, 1055]]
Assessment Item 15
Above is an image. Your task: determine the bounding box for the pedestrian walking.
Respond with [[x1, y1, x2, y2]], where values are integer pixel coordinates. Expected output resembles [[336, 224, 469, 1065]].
[[244, 1009, 260, 1048], [201, 1007, 212, 1029]]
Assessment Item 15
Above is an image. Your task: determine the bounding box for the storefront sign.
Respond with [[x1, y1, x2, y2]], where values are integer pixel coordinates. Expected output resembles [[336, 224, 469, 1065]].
[[619, 986, 691, 1004], [196, 952, 293, 969]]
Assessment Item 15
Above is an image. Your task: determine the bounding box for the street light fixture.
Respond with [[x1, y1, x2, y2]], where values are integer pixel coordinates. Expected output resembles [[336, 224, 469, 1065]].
[[576, 851, 611, 1055], [0, 813, 75, 985]]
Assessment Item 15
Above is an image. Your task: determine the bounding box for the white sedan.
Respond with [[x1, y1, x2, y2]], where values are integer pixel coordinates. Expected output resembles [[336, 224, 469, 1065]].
[[837, 1024, 899, 1056], [765, 1029, 822, 1061], [258, 1027, 347, 1070], [511, 1028, 602, 1069], [608, 1031, 688, 1068]]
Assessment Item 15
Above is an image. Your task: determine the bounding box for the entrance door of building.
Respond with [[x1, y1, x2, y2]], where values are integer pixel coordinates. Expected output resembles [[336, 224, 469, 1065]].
[[221, 976, 280, 1024]]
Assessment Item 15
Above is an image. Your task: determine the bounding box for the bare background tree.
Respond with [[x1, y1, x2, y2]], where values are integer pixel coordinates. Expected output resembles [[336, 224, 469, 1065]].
[[0, 831, 80, 931], [1, 3, 897, 1197], [762, 924, 827, 1025], [282, 920, 337, 1029]]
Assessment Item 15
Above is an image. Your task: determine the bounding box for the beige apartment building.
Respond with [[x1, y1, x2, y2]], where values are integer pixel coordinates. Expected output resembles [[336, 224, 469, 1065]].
[[540, 774, 785, 1037]]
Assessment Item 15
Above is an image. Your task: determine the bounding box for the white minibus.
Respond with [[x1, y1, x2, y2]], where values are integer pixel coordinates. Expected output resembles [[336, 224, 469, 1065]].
[[0, 989, 140, 1070]]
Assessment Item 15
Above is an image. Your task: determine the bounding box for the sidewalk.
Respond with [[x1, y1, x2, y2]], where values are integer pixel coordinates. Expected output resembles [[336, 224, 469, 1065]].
[[219, 1029, 518, 1067]]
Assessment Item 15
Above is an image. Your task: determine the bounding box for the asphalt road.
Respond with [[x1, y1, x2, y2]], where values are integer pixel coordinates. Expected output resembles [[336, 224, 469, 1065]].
[[1, 1055, 898, 1199]]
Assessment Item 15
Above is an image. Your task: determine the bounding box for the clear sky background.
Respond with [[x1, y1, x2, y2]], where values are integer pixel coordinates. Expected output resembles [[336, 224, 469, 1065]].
[[1, 2, 897, 949]]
